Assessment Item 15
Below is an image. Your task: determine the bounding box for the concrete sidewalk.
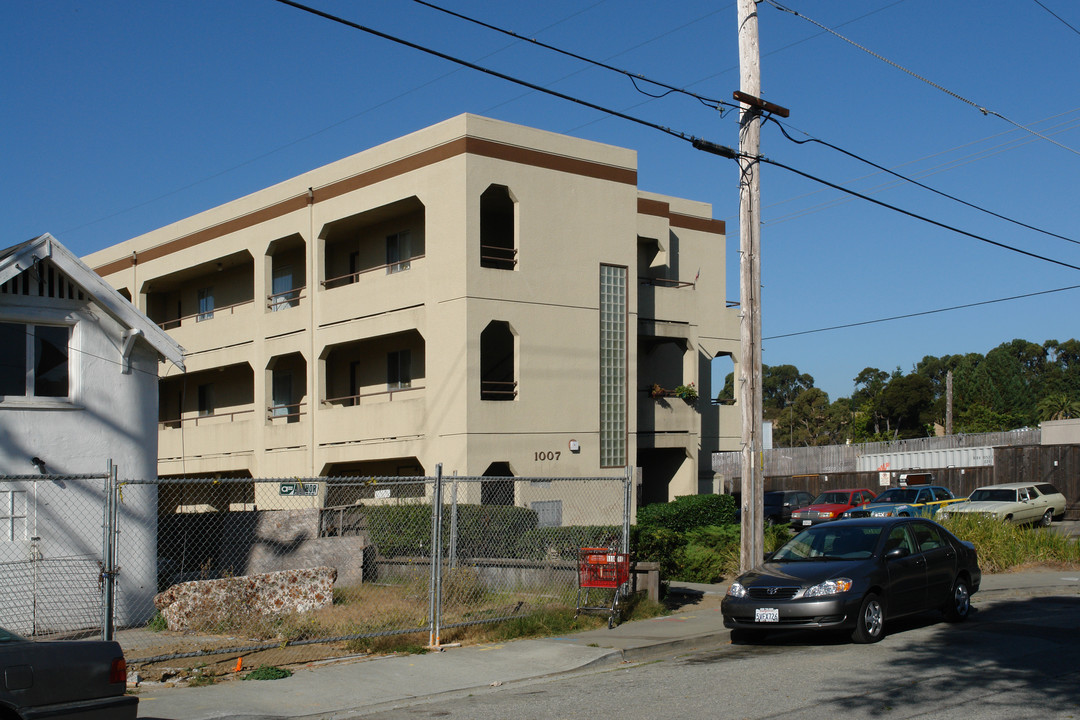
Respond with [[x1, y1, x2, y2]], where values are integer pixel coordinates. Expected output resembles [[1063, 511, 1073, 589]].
[[134, 569, 1080, 720]]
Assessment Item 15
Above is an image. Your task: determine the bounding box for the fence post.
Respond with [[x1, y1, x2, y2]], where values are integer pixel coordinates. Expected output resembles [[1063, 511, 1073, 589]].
[[448, 472, 459, 570], [428, 464, 444, 648], [622, 467, 632, 598], [101, 460, 118, 642]]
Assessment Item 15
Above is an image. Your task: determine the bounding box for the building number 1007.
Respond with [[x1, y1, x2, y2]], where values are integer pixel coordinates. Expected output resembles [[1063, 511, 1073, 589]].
[[534, 451, 561, 461]]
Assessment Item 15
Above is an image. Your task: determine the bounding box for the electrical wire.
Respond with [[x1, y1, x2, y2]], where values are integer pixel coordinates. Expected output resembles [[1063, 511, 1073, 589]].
[[758, 153, 1080, 272], [762, 0, 1080, 158], [410, 0, 735, 112], [765, 283, 1080, 340], [272, 0, 1080, 275], [1032, 0, 1080, 37], [764, 116, 1080, 245]]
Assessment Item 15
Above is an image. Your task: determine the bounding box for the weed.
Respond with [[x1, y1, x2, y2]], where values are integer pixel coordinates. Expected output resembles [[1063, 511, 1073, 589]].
[[243, 665, 293, 681], [146, 611, 168, 632]]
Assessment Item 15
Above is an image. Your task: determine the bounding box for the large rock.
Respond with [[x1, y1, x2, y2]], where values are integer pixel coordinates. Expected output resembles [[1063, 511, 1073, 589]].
[[153, 566, 336, 633]]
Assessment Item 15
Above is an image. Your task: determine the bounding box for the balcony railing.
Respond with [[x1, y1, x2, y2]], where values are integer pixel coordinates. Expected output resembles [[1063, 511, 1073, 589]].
[[323, 385, 424, 407], [267, 287, 306, 311], [639, 276, 695, 289], [480, 244, 517, 269], [158, 407, 255, 429], [322, 255, 426, 290], [267, 401, 307, 423], [157, 299, 255, 330], [481, 380, 518, 401]]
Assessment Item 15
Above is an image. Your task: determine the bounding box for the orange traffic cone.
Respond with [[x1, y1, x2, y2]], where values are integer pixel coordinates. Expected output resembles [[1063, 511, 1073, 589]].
[[235, 658, 243, 673]]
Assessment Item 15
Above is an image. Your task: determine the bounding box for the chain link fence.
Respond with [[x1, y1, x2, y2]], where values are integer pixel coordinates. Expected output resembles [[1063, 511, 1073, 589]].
[[90, 467, 632, 668], [0, 467, 116, 640]]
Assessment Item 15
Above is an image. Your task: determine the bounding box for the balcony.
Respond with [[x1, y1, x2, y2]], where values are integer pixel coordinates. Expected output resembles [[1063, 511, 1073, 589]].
[[319, 386, 427, 446], [158, 406, 255, 461]]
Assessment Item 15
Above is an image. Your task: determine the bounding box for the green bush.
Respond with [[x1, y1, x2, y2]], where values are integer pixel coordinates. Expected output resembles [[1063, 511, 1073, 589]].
[[631, 525, 686, 581], [636, 494, 736, 532], [366, 503, 539, 559], [515, 526, 622, 561]]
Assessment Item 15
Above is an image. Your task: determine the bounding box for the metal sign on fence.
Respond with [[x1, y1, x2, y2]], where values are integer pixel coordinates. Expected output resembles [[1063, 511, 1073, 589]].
[[279, 482, 318, 496]]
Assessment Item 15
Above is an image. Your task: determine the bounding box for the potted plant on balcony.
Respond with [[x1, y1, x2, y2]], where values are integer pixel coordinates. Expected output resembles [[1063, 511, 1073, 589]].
[[673, 383, 698, 402], [649, 383, 668, 399]]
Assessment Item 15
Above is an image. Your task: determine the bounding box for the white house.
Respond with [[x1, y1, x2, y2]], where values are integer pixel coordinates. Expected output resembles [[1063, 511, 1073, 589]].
[[0, 233, 185, 634]]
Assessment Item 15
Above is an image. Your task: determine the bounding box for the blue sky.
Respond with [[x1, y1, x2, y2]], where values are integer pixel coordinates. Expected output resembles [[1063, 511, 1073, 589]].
[[4, 0, 1078, 401]]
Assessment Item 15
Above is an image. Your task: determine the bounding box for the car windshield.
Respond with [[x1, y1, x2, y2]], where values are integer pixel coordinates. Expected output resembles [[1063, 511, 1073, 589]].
[[811, 492, 852, 505], [772, 525, 883, 561], [969, 489, 1016, 502], [871, 489, 919, 504]]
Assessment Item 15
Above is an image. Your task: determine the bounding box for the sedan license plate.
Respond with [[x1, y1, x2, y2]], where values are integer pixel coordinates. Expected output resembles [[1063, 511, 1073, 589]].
[[802, 520, 812, 526], [755, 607, 779, 623]]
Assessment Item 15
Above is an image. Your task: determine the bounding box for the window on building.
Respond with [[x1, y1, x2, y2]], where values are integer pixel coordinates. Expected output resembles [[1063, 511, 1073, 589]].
[[197, 383, 214, 416], [386, 231, 412, 274], [481, 321, 516, 401], [387, 349, 412, 390], [270, 266, 296, 312], [271, 372, 294, 422], [197, 287, 215, 322], [600, 265, 627, 467], [0, 322, 70, 400], [0, 490, 27, 541], [480, 185, 517, 270]]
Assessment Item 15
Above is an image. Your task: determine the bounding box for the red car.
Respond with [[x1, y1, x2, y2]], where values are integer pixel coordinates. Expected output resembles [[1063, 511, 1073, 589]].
[[790, 488, 877, 528]]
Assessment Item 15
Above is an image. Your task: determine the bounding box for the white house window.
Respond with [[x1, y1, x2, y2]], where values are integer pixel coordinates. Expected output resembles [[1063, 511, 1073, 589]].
[[386, 232, 412, 274], [0, 490, 27, 542], [0, 322, 70, 400]]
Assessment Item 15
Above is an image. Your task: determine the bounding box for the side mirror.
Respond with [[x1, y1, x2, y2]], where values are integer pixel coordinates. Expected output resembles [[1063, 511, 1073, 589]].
[[885, 547, 910, 560]]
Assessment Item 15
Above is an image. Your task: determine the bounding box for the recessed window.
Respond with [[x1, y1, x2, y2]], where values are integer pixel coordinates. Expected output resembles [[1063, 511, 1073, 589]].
[[480, 185, 517, 270], [197, 287, 215, 322], [387, 349, 412, 390], [481, 321, 516, 401], [0, 322, 70, 400], [197, 383, 214, 416], [386, 231, 412, 274]]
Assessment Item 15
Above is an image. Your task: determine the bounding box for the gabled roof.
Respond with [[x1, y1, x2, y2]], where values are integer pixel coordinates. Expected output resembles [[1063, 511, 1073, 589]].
[[0, 233, 185, 371]]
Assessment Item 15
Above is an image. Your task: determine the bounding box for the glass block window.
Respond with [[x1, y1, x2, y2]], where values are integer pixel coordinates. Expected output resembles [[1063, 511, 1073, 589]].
[[599, 264, 627, 467]]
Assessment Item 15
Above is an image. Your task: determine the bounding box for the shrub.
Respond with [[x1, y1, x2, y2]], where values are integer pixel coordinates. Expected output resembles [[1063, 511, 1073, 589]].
[[637, 494, 736, 532], [631, 525, 686, 580], [365, 503, 539, 558], [515, 525, 622, 561]]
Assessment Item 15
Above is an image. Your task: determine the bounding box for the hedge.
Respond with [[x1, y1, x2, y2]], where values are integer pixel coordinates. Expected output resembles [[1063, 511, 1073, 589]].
[[635, 494, 736, 532]]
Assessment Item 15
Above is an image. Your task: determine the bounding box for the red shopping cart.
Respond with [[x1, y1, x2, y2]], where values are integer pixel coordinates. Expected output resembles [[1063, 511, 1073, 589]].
[[574, 547, 630, 629]]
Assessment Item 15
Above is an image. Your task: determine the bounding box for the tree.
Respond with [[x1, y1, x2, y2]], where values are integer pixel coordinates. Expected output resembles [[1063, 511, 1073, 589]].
[[762, 364, 814, 413], [879, 374, 934, 439], [1037, 393, 1080, 421]]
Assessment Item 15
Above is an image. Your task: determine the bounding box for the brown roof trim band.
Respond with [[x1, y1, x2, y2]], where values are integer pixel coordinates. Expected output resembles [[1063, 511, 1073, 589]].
[[94, 137, 639, 277], [636, 198, 725, 235]]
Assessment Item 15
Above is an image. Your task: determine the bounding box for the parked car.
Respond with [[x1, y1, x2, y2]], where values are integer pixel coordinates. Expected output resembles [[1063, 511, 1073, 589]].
[[790, 488, 877, 528], [939, 482, 1067, 526], [721, 517, 981, 643], [0, 625, 137, 719], [842, 485, 965, 519], [734, 490, 816, 526]]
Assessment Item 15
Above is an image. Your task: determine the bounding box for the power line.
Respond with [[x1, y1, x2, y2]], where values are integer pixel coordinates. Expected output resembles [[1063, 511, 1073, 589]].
[[765, 283, 1080, 340], [1033, 0, 1080, 36], [273, 0, 1080, 276], [269, 0, 693, 144], [411, 0, 736, 113], [765, 116, 1080, 245], [762, 0, 1080, 158], [759, 153, 1080, 272]]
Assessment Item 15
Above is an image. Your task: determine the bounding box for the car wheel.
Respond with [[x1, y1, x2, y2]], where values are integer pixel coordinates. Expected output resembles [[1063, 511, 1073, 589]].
[[851, 593, 885, 643], [942, 576, 971, 622], [1040, 509, 1053, 528]]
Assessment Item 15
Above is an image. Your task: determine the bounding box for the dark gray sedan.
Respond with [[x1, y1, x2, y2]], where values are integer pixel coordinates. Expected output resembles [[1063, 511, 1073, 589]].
[[0, 625, 137, 719], [721, 517, 981, 643]]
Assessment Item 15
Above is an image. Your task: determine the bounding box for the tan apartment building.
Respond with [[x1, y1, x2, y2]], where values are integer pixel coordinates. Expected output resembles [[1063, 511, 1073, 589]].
[[84, 114, 740, 507]]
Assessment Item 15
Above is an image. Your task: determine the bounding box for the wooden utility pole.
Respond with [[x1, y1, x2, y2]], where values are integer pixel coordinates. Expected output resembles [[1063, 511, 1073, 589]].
[[737, 0, 764, 573], [946, 370, 954, 435]]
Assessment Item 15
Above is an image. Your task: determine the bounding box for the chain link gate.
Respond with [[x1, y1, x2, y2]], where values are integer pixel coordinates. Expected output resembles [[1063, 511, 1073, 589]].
[[115, 468, 632, 667], [0, 462, 118, 641]]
